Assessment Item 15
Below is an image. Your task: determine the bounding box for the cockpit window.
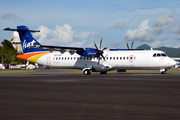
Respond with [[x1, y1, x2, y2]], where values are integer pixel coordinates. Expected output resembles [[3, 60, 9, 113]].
[[153, 53, 156, 57], [153, 53, 168, 57], [161, 53, 167, 57], [157, 53, 161, 57]]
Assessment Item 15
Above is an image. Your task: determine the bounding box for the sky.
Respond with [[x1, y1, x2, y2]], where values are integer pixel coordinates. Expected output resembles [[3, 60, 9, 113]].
[[1, 0, 180, 49]]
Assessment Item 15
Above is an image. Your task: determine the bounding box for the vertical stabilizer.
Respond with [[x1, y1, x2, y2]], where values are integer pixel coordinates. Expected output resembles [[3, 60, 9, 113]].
[[4, 25, 47, 54]]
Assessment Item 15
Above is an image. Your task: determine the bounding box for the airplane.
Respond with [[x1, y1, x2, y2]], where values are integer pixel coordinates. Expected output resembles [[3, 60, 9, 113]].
[[4, 25, 177, 75]]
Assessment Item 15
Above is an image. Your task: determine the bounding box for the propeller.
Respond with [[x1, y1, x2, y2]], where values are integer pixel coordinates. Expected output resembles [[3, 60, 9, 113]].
[[126, 42, 129, 49], [93, 38, 108, 66], [131, 41, 134, 49], [126, 41, 134, 49]]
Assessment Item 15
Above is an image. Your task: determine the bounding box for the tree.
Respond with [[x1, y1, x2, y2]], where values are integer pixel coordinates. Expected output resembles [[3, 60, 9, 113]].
[[0, 46, 3, 63], [0, 39, 24, 64]]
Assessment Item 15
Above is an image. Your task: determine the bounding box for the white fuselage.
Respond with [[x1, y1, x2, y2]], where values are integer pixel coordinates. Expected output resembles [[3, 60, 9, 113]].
[[35, 50, 176, 72]]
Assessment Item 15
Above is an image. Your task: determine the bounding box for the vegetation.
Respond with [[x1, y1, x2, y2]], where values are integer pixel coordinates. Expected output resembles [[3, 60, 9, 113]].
[[0, 39, 24, 64]]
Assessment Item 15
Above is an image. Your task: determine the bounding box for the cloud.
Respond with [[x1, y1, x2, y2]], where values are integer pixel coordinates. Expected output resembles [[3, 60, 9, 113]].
[[156, 37, 168, 41], [175, 35, 180, 40], [170, 23, 180, 40], [150, 37, 170, 48], [108, 21, 125, 30], [124, 11, 176, 41], [150, 40, 161, 48], [108, 19, 132, 30], [67, 40, 87, 47], [34, 24, 96, 47], [0, 13, 20, 20], [170, 24, 180, 34], [153, 10, 176, 28], [124, 19, 155, 41]]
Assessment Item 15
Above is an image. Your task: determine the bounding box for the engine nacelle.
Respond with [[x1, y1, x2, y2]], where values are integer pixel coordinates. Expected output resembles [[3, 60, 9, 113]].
[[77, 48, 98, 57]]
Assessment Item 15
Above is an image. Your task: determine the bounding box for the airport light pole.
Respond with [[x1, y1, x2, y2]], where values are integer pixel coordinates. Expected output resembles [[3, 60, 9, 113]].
[[0, 53, 3, 63]]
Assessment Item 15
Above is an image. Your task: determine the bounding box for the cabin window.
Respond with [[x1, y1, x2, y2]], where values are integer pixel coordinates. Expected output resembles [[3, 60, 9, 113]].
[[74, 57, 76, 60], [65, 57, 66, 60], [106, 57, 108, 60], [67, 57, 69, 60], [71, 57, 72, 60], [87, 57, 89, 60], [62, 57, 63, 60], [77, 57, 79, 60], [113, 57, 115, 60], [56, 57, 58, 60], [120, 57, 122, 60], [130, 57, 132, 60], [110, 57, 112, 60], [59, 57, 61, 60], [80, 57, 82, 60], [84, 57, 86, 60], [123, 57, 125, 60], [117, 57, 118, 60], [127, 57, 129, 60]]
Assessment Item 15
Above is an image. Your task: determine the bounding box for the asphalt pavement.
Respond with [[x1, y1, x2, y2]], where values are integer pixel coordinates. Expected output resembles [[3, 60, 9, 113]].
[[0, 70, 180, 120]]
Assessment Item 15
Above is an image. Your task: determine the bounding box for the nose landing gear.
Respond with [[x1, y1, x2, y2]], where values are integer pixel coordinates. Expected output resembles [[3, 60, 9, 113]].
[[160, 68, 167, 74]]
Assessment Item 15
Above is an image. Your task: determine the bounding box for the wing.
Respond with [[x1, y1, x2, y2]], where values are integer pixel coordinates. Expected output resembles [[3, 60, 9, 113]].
[[31, 45, 85, 55], [171, 58, 180, 61]]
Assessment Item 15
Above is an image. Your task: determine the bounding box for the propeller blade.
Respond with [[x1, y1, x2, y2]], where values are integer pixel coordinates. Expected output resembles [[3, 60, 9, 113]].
[[101, 55, 106, 62], [126, 42, 129, 49], [102, 47, 108, 51], [131, 41, 134, 49], [97, 57, 100, 66], [100, 38, 103, 50], [94, 42, 98, 50]]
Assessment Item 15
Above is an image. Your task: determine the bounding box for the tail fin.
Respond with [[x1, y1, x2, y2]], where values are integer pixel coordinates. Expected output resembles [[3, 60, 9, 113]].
[[4, 25, 47, 54]]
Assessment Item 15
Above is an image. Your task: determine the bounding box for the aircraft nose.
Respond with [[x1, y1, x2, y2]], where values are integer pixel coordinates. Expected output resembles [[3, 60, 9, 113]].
[[168, 59, 176, 66]]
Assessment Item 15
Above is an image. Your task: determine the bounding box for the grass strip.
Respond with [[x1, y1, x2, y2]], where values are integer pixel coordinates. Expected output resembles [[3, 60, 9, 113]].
[[0, 70, 34, 74]]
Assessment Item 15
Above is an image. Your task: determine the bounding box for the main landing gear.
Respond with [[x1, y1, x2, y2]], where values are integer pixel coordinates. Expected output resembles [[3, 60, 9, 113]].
[[100, 71, 107, 74], [83, 69, 91, 75], [82, 69, 107, 75]]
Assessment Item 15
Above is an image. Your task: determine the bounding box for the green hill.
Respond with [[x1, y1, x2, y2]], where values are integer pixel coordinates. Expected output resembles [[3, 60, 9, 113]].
[[136, 44, 151, 50]]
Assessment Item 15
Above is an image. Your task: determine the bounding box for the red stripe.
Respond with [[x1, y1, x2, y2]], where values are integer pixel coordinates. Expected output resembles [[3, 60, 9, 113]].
[[17, 52, 49, 60]]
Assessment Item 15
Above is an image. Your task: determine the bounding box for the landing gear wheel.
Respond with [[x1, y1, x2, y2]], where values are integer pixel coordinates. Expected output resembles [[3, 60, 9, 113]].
[[100, 71, 107, 74], [162, 71, 166, 74], [83, 69, 91, 75], [160, 68, 167, 74]]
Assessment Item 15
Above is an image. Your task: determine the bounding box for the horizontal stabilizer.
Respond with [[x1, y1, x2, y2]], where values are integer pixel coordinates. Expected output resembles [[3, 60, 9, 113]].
[[4, 28, 40, 33]]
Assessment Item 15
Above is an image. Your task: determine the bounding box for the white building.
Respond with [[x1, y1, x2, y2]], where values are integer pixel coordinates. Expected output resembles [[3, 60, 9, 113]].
[[10, 31, 23, 53]]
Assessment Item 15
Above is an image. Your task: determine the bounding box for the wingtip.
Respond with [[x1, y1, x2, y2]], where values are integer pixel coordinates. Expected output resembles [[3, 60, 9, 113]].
[[3, 28, 10, 30]]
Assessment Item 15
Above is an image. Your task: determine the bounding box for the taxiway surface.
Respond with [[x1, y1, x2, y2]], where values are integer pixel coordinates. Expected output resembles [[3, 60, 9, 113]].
[[0, 70, 180, 120]]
